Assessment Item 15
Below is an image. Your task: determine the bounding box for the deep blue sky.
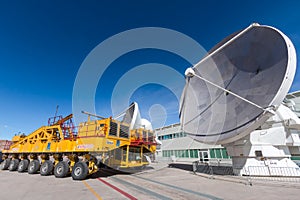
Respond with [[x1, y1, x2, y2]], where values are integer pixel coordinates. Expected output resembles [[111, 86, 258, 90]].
[[1, 0, 300, 139]]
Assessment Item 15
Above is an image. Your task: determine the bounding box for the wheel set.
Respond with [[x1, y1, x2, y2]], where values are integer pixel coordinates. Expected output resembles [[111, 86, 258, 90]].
[[0, 159, 90, 180]]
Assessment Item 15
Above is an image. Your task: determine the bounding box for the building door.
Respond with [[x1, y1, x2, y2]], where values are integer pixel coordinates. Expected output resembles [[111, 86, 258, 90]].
[[199, 150, 209, 162]]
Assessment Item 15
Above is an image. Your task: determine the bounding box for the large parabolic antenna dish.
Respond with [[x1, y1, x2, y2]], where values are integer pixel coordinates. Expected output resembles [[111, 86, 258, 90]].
[[180, 23, 296, 144]]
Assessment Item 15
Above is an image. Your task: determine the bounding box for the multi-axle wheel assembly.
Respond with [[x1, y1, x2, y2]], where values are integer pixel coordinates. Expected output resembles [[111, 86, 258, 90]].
[[0, 154, 98, 180]]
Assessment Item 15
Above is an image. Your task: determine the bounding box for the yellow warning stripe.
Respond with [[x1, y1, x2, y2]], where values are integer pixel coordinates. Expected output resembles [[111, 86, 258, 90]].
[[83, 180, 102, 200]]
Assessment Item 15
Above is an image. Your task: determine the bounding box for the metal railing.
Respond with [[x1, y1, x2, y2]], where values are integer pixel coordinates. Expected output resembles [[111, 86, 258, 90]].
[[247, 166, 300, 177], [244, 166, 300, 184], [192, 160, 234, 176]]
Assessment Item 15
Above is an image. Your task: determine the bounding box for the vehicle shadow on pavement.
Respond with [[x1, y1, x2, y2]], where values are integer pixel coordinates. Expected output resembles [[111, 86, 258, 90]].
[[89, 166, 155, 178]]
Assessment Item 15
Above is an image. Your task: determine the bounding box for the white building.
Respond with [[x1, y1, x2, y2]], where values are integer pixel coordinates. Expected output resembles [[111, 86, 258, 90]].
[[155, 123, 231, 164]]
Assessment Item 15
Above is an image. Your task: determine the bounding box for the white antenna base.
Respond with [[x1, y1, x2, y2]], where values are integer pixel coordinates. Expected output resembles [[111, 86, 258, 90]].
[[224, 105, 300, 176]]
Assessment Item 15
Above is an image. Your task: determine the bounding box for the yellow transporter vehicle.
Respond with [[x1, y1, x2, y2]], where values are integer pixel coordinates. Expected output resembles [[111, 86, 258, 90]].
[[0, 113, 156, 180]]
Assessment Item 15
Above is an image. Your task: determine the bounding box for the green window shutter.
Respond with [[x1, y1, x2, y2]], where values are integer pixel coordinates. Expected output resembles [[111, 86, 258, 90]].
[[222, 149, 229, 159], [185, 150, 189, 158], [194, 150, 199, 158], [210, 149, 216, 158], [215, 149, 222, 158], [189, 149, 194, 158], [291, 156, 300, 160]]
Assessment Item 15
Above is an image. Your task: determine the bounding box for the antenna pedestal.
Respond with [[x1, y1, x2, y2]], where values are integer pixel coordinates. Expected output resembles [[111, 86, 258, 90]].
[[224, 105, 300, 176]]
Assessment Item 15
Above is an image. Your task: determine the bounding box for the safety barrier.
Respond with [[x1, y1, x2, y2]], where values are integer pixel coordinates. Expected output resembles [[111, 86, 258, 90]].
[[247, 166, 300, 177], [192, 161, 234, 175], [246, 166, 300, 184]]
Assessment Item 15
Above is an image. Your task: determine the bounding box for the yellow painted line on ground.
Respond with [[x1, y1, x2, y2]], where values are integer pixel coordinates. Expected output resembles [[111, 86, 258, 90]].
[[83, 180, 102, 200]]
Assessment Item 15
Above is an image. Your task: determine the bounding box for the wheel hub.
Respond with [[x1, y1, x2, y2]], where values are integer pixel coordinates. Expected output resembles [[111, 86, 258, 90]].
[[74, 167, 82, 176], [42, 165, 47, 172], [57, 166, 63, 174], [19, 163, 24, 169]]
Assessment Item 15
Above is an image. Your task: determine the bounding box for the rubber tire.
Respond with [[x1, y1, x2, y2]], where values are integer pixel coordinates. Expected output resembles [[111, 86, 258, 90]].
[[18, 160, 29, 172], [40, 160, 54, 176], [54, 161, 69, 178], [0, 159, 11, 170], [9, 159, 20, 171], [28, 160, 40, 174], [71, 161, 88, 180]]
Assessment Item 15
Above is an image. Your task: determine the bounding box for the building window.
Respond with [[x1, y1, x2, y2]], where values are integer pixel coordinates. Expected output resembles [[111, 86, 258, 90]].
[[209, 148, 230, 159], [185, 150, 189, 158], [177, 150, 183, 158], [221, 149, 229, 159], [163, 150, 191, 158], [291, 156, 300, 160], [179, 132, 183, 137], [157, 132, 188, 141], [255, 150, 263, 157], [215, 149, 222, 158], [189, 149, 199, 158], [163, 150, 174, 157], [181, 150, 185, 158], [179, 150, 182, 157], [210, 149, 216, 158]]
